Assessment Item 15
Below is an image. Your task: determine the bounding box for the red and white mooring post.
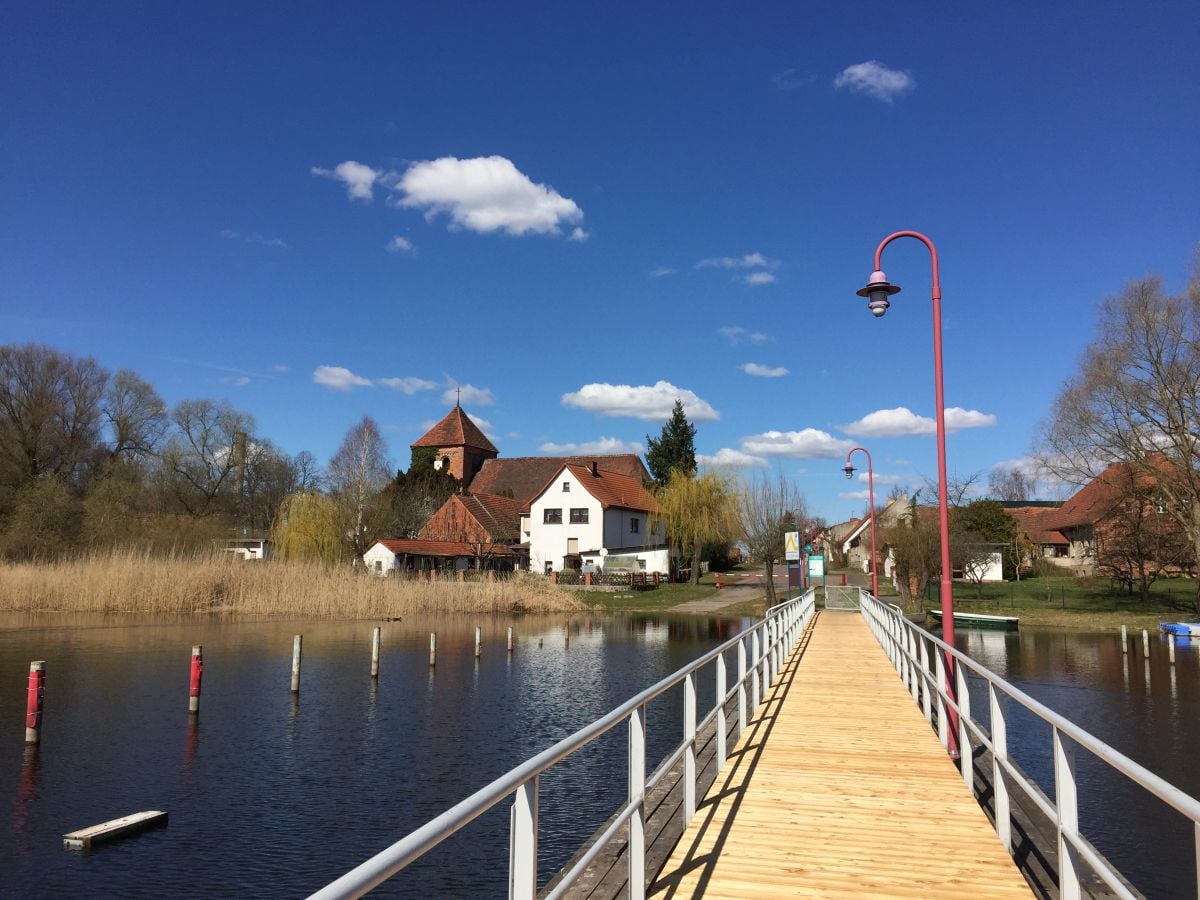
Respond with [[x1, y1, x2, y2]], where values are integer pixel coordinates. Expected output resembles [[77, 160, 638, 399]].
[[188, 645, 203, 715], [25, 661, 46, 744]]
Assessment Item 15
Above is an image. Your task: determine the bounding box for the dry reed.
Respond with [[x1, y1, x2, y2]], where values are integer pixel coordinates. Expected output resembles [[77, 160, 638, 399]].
[[0, 550, 583, 618]]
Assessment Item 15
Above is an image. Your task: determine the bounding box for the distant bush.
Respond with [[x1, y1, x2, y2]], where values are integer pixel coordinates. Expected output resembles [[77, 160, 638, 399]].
[[1031, 558, 1070, 578]]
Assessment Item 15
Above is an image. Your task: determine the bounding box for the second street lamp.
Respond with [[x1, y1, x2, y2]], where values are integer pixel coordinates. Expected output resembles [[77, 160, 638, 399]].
[[843, 447, 879, 599]]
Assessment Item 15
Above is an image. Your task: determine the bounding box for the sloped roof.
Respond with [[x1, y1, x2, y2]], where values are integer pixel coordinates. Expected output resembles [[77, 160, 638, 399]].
[[460, 493, 523, 542], [1007, 506, 1068, 545], [469, 454, 650, 503], [524, 463, 659, 513], [373, 538, 514, 558], [411, 407, 497, 453]]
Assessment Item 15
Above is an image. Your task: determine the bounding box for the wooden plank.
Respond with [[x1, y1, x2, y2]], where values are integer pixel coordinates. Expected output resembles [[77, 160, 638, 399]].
[[63, 810, 167, 849], [650, 612, 1033, 898]]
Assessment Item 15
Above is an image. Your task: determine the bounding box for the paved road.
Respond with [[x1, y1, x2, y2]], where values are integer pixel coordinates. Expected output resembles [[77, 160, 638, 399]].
[[668, 565, 874, 614]]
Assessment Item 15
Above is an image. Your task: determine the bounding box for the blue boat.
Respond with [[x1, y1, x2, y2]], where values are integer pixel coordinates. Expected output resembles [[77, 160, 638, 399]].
[[1158, 622, 1200, 637]]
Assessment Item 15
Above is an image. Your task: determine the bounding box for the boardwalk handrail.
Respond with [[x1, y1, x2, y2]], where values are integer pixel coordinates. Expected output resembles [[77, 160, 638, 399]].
[[310, 589, 817, 899], [858, 591, 1200, 899]]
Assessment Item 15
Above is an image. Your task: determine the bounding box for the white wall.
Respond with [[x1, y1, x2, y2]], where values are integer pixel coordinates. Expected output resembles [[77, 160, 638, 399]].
[[362, 543, 398, 575], [528, 468, 604, 573]]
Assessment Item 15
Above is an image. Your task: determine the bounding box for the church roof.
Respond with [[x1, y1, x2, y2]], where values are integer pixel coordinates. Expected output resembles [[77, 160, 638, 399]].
[[411, 407, 497, 453], [469, 454, 651, 504]]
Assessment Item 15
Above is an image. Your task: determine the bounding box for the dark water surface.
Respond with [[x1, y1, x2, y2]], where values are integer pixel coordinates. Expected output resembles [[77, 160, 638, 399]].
[[0, 612, 747, 898], [953, 626, 1200, 898]]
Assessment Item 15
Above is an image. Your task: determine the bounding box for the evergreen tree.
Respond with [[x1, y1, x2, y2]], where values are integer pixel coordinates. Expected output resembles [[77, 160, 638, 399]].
[[645, 400, 697, 486]]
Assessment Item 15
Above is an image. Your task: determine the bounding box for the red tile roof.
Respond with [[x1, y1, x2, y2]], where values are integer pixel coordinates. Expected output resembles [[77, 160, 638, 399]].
[[524, 463, 659, 513], [1007, 506, 1068, 545], [1046, 460, 1166, 529], [460, 493, 523, 542], [469, 454, 650, 503], [373, 538, 515, 558], [411, 407, 497, 453]]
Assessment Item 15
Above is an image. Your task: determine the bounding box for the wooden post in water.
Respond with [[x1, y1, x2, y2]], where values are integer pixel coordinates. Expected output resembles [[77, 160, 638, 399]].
[[1121, 624, 1128, 653], [290, 635, 302, 694], [507, 626, 513, 653], [371, 627, 381, 678], [429, 632, 437, 667], [25, 661, 45, 744], [188, 645, 203, 715], [1142, 629, 1150, 657], [1168, 638, 1176, 666], [475, 626, 482, 658]]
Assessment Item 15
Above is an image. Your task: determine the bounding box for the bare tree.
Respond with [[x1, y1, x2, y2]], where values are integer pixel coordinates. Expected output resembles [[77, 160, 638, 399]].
[[160, 399, 255, 517], [291, 450, 323, 492], [987, 466, 1034, 502], [1039, 270, 1200, 611], [922, 470, 982, 508], [104, 370, 167, 461], [881, 494, 940, 611], [0, 343, 107, 485], [738, 472, 804, 605], [328, 416, 391, 562]]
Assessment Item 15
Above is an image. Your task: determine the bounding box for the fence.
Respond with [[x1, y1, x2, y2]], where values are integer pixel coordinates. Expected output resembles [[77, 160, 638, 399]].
[[859, 591, 1200, 899], [310, 589, 817, 899]]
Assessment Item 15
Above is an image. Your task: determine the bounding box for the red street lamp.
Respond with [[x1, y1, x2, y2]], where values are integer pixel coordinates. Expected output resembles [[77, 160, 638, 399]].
[[843, 447, 879, 599], [857, 230, 958, 758]]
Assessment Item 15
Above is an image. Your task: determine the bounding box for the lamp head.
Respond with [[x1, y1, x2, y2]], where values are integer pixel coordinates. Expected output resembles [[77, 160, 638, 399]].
[[856, 270, 901, 317], [843, 462, 855, 480]]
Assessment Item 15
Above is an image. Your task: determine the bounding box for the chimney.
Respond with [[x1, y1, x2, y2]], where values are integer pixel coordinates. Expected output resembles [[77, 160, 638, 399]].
[[590, 461, 599, 477]]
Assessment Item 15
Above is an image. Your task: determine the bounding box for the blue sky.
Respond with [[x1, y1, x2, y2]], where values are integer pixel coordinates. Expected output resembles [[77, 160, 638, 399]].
[[3, 1, 1197, 524]]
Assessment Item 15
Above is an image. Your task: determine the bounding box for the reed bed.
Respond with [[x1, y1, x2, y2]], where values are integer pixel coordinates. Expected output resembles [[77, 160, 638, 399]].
[[0, 550, 583, 618]]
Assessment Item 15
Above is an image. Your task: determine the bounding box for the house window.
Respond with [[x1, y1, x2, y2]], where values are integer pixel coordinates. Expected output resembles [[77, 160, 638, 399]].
[[630, 517, 640, 534], [562, 481, 570, 492], [638, 559, 646, 570], [570, 508, 589, 524], [544, 508, 562, 524]]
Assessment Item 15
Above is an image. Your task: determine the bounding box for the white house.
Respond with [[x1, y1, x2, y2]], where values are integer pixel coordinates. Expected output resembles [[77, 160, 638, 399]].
[[525, 462, 669, 575]]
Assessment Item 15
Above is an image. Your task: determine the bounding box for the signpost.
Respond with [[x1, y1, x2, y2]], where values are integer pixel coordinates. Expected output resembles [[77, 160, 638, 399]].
[[807, 553, 826, 599], [784, 532, 800, 601]]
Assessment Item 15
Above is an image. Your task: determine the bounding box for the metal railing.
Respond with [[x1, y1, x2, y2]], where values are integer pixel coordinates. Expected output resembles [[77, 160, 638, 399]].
[[310, 589, 817, 899], [858, 590, 1200, 900]]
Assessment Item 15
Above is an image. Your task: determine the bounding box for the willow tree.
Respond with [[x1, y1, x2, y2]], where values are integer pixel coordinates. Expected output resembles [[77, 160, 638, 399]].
[[271, 492, 345, 565], [653, 468, 741, 584]]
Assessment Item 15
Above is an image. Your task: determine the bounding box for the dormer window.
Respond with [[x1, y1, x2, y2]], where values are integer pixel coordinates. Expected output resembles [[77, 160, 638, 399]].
[[562, 481, 570, 492]]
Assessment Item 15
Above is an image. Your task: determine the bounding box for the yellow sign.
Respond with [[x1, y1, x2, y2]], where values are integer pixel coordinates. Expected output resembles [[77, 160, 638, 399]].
[[784, 531, 800, 561]]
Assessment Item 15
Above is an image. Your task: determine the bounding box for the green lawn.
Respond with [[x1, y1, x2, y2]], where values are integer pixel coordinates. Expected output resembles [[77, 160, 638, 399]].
[[576, 574, 725, 612]]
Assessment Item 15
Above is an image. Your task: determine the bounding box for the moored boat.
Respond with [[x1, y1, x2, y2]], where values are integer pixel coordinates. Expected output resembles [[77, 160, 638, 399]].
[[1158, 622, 1200, 637], [927, 609, 1020, 631]]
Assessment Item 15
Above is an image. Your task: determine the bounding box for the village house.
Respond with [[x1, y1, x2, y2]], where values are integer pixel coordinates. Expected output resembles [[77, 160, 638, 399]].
[[364, 404, 656, 575], [524, 461, 668, 575]]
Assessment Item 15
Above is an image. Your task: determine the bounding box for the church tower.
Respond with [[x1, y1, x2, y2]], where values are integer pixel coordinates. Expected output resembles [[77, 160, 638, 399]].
[[410, 403, 498, 487]]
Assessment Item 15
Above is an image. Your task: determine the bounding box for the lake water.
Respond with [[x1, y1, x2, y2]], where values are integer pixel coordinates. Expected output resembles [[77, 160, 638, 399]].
[[2, 612, 1195, 897], [0, 612, 745, 897]]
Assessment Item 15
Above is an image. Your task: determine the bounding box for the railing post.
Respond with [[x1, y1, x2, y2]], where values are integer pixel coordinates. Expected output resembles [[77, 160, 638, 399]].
[[1053, 728, 1081, 900], [919, 636, 932, 725], [508, 775, 538, 900], [715, 651, 727, 771], [763, 622, 773, 688], [684, 672, 696, 824], [737, 637, 747, 738], [934, 649, 949, 750], [751, 630, 761, 713], [989, 685, 1012, 853], [956, 661, 972, 792], [628, 706, 646, 900], [907, 629, 919, 702]]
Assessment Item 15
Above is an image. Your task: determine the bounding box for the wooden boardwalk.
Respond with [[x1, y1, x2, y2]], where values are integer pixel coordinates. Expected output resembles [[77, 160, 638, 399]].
[[650, 611, 1032, 899]]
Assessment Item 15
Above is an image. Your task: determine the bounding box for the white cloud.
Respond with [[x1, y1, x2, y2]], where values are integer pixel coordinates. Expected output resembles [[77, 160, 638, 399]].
[[740, 429, 857, 459], [719, 326, 772, 344], [839, 489, 872, 501], [697, 252, 778, 270], [771, 68, 817, 91], [859, 472, 905, 486], [386, 236, 414, 254], [561, 381, 720, 422], [220, 229, 287, 249], [698, 448, 769, 468], [313, 365, 373, 391], [272, 364, 289, 373], [442, 383, 495, 406], [379, 376, 437, 395], [740, 363, 789, 378], [394, 155, 583, 237], [569, 227, 589, 242], [311, 160, 381, 202], [842, 406, 997, 437], [744, 271, 776, 286], [834, 61, 915, 103], [650, 266, 677, 278], [220, 375, 252, 387], [538, 436, 645, 455]]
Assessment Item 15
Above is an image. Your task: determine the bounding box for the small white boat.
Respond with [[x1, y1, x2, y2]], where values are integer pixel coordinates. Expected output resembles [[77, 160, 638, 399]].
[[928, 610, 1019, 631], [1158, 622, 1200, 637]]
